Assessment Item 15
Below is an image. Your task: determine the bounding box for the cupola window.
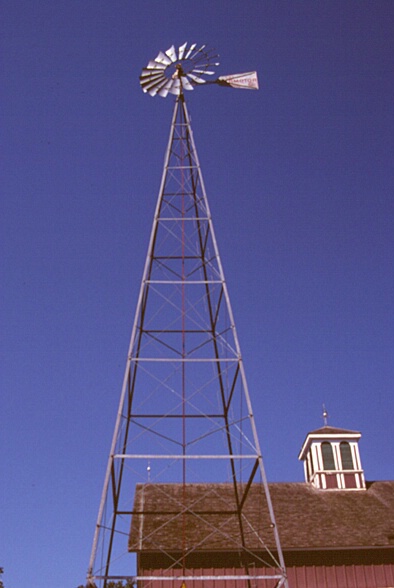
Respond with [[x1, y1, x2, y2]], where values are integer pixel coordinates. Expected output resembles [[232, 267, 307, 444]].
[[321, 442, 335, 470], [340, 441, 354, 470]]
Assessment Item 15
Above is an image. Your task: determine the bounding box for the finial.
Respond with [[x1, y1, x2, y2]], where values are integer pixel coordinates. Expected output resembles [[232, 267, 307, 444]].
[[322, 404, 329, 426]]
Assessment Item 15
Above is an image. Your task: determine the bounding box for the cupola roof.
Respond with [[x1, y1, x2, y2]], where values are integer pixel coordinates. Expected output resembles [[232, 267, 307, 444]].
[[308, 425, 360, 435]]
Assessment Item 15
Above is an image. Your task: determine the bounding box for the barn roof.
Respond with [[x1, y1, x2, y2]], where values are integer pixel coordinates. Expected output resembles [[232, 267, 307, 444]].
[[129, 481, 394, 553]]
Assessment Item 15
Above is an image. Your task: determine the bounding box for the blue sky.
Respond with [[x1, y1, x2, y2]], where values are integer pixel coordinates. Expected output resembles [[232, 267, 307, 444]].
[[1, 1, 393, 586]]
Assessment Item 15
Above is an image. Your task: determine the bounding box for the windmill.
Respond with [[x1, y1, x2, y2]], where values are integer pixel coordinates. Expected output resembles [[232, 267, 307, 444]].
[[87, 43, 288, 588]]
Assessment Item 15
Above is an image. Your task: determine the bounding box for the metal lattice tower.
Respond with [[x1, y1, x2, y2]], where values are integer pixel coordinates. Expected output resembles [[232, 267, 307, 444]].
[[88, 44, 288, 588]]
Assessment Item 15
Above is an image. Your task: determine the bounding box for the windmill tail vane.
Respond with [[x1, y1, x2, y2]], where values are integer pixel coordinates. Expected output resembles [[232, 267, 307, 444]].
[[216, 71, 259, 90], [139, 42, 259, 97]]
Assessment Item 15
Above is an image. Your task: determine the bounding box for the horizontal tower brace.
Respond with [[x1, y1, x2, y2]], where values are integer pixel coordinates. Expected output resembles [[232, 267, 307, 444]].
[[140, 329, 214, 333], [153, 257, 209, 261], [157, 217, 210, 221], [167, 165, 199, 170], [144, 280, 223, 284], [114, 454, 258, 459], [128, 358, 240, 362], [130, 414, 223, 418]]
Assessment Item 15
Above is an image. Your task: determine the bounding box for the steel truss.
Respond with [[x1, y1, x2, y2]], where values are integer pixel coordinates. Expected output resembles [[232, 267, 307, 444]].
[[88, 93, 288, 588]]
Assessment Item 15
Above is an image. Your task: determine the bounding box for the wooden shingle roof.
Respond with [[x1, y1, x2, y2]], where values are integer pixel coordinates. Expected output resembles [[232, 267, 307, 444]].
[[270, 481, 394, 550], [129, 481, 394, 553]]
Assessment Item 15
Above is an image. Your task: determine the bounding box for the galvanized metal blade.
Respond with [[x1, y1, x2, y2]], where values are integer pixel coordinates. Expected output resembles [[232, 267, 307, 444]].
[[184, 43, 197, 59], [168, 78, 181, 95], [165, 45, 177, 62], [140, 69, 164, 81], [181, 76, 195, 91], [187, 72, 207, 84], [192, 61, 220, 69], [188, 44, 206, 61], [192, 69, 215, 75], [146, 60, 167, 70], [158, 81, 174, 98], [155, 51, 172, 66], [140, 74, 166, 93], [178, 42, 187, 60], [148, 77, 173, 97]]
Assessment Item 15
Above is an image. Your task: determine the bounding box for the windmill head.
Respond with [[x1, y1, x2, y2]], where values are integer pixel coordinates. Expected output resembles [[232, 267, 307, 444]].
[[140, 42, 259, 97]]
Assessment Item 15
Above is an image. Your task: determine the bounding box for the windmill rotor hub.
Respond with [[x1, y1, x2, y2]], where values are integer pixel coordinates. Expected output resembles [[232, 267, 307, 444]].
[[172, 63, 184, 79]]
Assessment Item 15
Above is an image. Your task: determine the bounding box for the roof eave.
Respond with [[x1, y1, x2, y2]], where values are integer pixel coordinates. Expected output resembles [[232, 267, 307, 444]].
[[298, 430, 362, 461]]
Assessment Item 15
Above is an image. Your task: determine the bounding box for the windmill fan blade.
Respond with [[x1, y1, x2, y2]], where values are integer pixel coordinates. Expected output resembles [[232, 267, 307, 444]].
[[148, 77, 171, 97], [184, 43, 197, 59], [178, 42, 187, 60], [165, 45, 177, 62], [142, 78, 166, 94], [140, 69, 166, 85], [181, 76, 194, 91], [188, 44, 206, 61], [140, 69, 164, 80], [158, 80, 174, 98], [146, 60, 167, 70], [140, 75, 166, 91], [192, 61, 219, 69], [155, 51, 172, 66], [187, 73, 207, 84], [168, 78, 181, 95], [140, 79, 163, 93], [193, 69, 215, 75], [144, 73, 167, 90]]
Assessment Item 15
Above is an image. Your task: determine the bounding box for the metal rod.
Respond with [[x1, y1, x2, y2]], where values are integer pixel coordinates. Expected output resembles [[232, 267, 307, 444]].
[[113, 454, 258, 459]]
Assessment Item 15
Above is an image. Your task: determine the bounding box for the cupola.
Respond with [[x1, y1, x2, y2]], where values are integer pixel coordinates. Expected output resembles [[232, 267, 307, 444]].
[[298, 424, 366, 490]]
